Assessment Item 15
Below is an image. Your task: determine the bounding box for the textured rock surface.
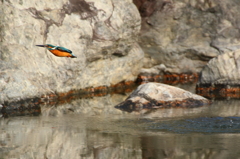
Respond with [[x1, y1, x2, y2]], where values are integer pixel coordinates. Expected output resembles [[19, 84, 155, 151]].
[[0, 0, 143, 102], [199, 50, 240, 84], [115, 82, 210, 111], [134, 0, 240, 73]]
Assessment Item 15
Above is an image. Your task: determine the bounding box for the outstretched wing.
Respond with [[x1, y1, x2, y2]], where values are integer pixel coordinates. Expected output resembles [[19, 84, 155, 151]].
[[56, 46, 72, 53]]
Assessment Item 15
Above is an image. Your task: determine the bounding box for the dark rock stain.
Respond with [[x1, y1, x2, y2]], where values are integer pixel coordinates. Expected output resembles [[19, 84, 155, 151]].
[[28, 0, 107, 42], [28, 7, 63, 41], [68, 0, 98, 20], [133, 0, 173, 17]]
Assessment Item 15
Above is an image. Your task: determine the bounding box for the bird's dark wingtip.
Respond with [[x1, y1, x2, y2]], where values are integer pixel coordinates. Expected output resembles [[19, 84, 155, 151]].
[[36, 45, 45, 47], [71, 56, 77, 58]]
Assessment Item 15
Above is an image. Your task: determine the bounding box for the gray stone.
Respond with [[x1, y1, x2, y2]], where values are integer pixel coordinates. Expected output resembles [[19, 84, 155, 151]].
[[115, 82, 210, 111], [0, 0, 143, 102], [140, 64, 166, 75], [199, 50, 240, 84], [136, 0, 240, 73]]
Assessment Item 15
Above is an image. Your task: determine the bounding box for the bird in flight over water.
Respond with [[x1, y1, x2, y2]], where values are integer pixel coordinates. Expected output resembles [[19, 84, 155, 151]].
[[36, 44, 77, 58]]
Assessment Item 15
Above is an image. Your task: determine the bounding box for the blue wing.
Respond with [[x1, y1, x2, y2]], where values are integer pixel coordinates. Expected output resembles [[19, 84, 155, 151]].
[[56, 46, 72, 53]]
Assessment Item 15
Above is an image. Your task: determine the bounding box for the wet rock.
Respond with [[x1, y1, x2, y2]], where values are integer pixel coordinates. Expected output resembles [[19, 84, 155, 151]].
[[196, 83, 240, 99], [115, 82, 210, 112], [0, 0, 143, 102], [134, 0, 240, 73], [199, 50, 240, 84], [1, 98, 41, 117]]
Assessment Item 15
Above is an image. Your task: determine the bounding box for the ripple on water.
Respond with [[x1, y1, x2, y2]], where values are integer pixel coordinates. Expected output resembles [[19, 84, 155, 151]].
[[139, 117, 240, 134]]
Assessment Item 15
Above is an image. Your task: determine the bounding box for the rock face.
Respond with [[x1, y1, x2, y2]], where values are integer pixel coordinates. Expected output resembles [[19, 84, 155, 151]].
[[0, 0, 143, 102], [199, 50, 240, 84], [115, 82, 210, 112], [133, 0, 240, 73]]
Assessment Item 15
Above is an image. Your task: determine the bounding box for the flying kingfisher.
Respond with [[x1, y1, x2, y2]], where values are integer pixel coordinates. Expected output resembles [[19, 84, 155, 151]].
[[36, 44, 77, 58]]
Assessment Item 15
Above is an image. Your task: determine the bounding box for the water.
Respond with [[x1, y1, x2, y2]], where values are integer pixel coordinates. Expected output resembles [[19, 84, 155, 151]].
[[1, 84, 240, 158]]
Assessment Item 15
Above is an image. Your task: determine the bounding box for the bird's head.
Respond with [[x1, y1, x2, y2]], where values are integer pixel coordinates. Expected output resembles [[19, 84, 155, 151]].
[[36, 44, 57, 50]]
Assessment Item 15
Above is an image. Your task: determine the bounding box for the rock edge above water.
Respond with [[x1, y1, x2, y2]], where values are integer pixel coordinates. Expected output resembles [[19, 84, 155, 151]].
[[115, 82, 210, 112], [199, 50, 240, 85]]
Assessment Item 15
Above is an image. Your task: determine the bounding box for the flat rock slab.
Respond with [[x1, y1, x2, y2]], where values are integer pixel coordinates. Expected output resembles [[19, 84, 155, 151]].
[[115, 82, 210, 112]]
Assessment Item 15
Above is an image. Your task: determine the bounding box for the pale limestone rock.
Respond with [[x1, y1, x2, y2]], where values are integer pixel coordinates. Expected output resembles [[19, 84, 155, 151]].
[[115, 82, 210, 111], [140, 64, 166, 75], [0, 0, 143, 102], [199, 50, 240, 84], [129, 82, 208, 101]]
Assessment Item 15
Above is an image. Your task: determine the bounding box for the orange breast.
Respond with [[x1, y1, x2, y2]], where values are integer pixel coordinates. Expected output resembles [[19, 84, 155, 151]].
[[49, 50, 72, 57]]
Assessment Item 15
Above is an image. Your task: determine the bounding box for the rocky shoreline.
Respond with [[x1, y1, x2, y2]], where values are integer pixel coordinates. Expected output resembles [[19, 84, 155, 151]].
[[1, 0, 240, 104], [2, 73, 240, 117]]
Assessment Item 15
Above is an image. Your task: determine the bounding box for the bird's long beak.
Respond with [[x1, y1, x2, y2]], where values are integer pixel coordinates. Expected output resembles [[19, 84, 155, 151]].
[[36, 45, 45, 47]]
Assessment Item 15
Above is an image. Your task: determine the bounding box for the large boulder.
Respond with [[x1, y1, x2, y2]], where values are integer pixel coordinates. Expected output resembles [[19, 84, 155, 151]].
[[115, 82, 210, 112], [0, 0, 143, 102], [199, 50, 240, 84], [134, 0, 240, 73]]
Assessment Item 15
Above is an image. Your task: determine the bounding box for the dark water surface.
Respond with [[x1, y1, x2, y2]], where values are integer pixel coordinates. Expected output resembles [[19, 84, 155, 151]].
[[1, 84, 240, 159]]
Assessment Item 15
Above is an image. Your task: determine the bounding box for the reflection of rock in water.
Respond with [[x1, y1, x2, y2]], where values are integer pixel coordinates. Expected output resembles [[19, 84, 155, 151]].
[[0, 97, 240, 158], [196, 83, 240, 99], [2, 88, 240, 120], [124, 99, 240, 119], [0, 115, 142, 159], [1, 98, 41, 117], [1, 114, 240, 158], [41, 93, 129, 117], [0, 117, 88, 158], [140, 134, 240, 159], [205, 99, 240, 117], [42, 92, 240, 119]]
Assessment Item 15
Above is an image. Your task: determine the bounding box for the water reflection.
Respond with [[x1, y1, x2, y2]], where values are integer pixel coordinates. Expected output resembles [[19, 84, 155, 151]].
[[1, 88, 240, 158], [40, 94, 129, 117], [1, 112, 240, 158]]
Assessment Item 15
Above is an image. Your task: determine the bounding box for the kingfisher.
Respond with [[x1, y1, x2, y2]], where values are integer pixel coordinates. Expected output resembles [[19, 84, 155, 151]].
[[36, 44, 77, 58]]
